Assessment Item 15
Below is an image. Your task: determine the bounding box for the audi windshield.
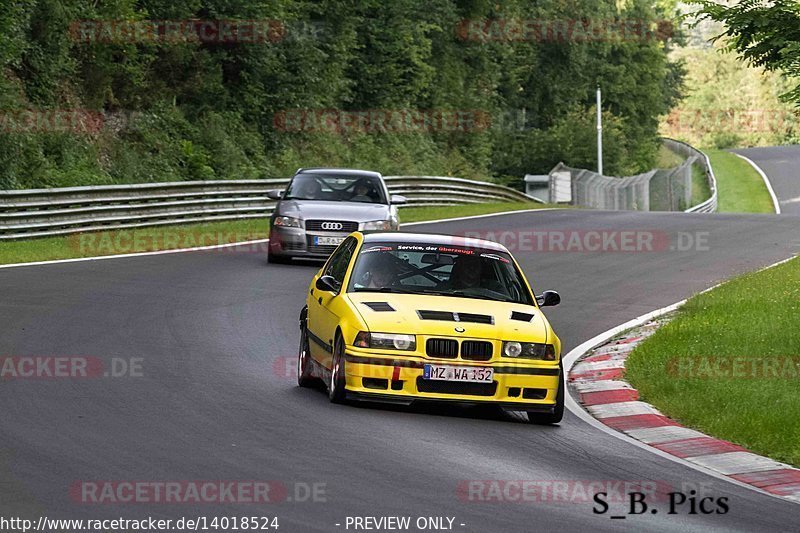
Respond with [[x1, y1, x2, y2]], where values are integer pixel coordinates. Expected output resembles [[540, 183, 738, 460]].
[[283, 174, 387, 204]]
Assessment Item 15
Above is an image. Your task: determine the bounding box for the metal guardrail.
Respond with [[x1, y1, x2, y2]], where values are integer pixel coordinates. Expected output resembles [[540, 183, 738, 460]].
[[0, 176, 541, 240], [661, 138, 719, 214]]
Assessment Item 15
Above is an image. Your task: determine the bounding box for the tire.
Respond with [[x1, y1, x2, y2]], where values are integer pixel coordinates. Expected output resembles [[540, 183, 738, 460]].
[[527, 365, 565, 425], [297, 317, 315, 388], [328, 334, 347, 404]]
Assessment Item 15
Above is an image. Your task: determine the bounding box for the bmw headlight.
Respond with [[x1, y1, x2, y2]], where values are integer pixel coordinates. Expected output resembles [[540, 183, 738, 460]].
[[502, 341, 556, 360], [274, 216, 302, 228], [354, 332, 416, 351], [361, 220, 393, 231]]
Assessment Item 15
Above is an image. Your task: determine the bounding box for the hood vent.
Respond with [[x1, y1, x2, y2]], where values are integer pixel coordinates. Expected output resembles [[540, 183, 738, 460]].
[[417, 310, 453, 321], [363, 302, 395, 312], [417, 310, 494, 325], [510, 311, 535, 322]]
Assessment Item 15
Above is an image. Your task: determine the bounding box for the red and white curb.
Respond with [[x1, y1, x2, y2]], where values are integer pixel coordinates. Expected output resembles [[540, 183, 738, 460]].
[[567, 318, 800, 504]]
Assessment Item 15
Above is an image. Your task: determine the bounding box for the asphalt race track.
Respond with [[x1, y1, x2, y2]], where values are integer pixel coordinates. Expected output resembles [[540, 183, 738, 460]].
[[734, 145, 800, 214], [1, 209, 800, 532]]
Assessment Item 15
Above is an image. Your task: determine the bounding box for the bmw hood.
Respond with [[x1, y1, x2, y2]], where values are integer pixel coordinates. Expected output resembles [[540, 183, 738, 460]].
[[347, 293, 550, 343], [277, 200, 391, 222]]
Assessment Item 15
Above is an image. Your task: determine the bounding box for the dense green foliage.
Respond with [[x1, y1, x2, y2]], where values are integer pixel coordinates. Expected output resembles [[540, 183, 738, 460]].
[[696, 0, 800, 105], [0, 0, 683, 190], [660, 40, 798, 148]]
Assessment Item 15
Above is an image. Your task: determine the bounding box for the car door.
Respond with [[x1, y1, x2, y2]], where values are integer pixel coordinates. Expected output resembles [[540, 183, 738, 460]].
[[307, 237, 357, 369]]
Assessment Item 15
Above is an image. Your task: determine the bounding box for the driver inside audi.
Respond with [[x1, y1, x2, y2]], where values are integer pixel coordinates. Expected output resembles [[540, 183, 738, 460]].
[[350, 179, 375, 203], [297, 178, 323, 200]]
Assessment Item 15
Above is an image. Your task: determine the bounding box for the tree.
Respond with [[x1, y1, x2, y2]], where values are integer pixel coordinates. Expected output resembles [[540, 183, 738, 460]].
[[0, 0, 684, 189], [695, 0, 800, 104]]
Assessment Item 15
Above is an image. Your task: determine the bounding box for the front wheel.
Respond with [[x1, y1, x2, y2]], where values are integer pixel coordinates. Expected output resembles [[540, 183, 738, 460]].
[[527, 365, 565, 425], [328, 335, 347, 404]]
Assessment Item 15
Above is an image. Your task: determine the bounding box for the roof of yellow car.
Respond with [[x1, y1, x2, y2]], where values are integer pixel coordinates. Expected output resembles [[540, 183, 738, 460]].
[[360, 231, 509, 253]]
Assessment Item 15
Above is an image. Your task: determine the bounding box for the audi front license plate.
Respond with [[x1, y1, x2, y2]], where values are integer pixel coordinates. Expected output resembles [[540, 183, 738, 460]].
[[423, 364, 494, 383], [314, 236, 345, 246]]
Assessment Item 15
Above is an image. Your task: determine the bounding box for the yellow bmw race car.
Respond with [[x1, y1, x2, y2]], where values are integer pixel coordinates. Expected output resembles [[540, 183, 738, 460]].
[[297, 231, 565, 424]]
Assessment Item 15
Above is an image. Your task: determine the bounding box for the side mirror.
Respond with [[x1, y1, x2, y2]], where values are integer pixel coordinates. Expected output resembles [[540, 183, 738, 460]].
[[267, 189, 284, 200], [390, 194, 408, 205], [315, 275, 339, 293], [536, 290, 561, 307]]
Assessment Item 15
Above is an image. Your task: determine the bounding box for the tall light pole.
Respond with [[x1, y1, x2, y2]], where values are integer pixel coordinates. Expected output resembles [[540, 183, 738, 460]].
[[596, 85, 603, 175]]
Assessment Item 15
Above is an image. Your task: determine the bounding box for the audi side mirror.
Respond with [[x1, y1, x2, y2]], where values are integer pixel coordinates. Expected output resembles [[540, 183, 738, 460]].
[[536, 290, 561, 307], [315, 275, 339, 293], [267, 189, 283, 200], [390, 194, 408, 205]]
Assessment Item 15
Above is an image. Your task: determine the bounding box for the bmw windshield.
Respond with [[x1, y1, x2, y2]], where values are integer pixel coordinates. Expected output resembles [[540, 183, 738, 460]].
[[348, 242, 534, 305]]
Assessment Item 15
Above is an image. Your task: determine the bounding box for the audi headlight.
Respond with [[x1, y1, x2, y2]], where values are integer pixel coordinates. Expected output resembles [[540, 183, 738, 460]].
[[274, 216, 301, 228], [502, 341, 556, 360], [354, 332, 416, 351], [361, 220, 393, 231]]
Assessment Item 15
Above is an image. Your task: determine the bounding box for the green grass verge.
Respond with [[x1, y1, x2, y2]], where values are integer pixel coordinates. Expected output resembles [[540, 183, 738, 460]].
[[657, 144, 684, 169], [0, 218, 272, 266], [398, 201, 548, 223], [657, 145, 711, 210], [625, 257, 800, 467], [690, 164, 712, 209], [704, 149, 775, 214], [0, 202, 553, 265]]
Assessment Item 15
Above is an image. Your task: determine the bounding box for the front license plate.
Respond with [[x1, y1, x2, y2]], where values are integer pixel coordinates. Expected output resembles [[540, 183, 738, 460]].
[[314, 236, 345, 246], [423, 364, 494, 383]]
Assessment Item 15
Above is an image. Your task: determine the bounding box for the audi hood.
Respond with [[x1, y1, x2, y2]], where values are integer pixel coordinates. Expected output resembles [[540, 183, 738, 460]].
[[276, 200, 392, 223]]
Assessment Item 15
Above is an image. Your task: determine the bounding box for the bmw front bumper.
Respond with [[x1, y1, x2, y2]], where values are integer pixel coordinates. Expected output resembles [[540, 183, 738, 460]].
[[341, 350, 562, 411]]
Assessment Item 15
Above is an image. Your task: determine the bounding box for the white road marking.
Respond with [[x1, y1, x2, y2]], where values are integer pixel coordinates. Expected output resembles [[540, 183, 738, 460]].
[[400, 207, 559, 227], [0, 239, 271, 270], [733, 153, 782, 214]]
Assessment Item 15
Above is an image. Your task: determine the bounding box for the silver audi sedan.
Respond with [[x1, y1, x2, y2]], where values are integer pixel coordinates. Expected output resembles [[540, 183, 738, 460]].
[[266, 168, 406, 263]]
